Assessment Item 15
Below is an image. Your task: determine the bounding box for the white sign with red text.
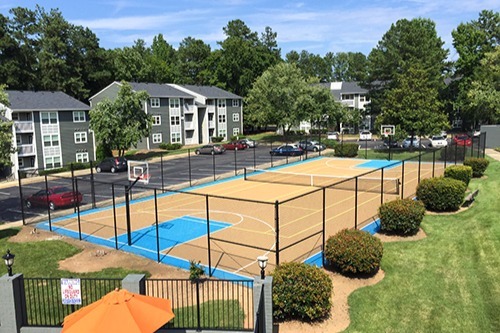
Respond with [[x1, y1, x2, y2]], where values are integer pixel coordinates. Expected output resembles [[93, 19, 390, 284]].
[[61, 278, 82, 305]]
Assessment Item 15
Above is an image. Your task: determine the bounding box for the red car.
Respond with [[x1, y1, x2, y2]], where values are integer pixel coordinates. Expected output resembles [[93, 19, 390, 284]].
[[25, 186, 83, 211], [222, 141, 247, 150], [453, 134, 472, 147]]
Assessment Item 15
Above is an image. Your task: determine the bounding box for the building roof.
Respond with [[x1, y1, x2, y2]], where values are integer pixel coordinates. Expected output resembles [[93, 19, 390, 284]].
[[6, 90, 90, 111], [180, 85, 241, 99], [129, 82, 193, 98]]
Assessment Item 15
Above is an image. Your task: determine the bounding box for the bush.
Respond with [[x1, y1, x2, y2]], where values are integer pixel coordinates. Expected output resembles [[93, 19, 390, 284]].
[[334, 143, 358, 157], [272, 262, 332, 322], [96, 144, 113, 162], [444, 165, 473, 186], [416, 177, 466, 212], [211, 136, 224, 143], [440, 145, 467, 162], [324, 229, 383, 275], [159, 142, 182, 150], [378, 199, 426, 235], [322, 139, 337, 149], [189, 260, 205, 281], [463, 157, 489, 178]]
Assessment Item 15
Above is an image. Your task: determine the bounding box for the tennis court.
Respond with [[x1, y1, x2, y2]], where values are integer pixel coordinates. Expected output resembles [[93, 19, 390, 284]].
[[37, 156, 444, 279]]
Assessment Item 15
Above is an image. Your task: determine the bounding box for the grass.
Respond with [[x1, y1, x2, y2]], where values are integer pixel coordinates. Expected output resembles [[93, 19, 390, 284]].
[[344, 157, 500, 333]]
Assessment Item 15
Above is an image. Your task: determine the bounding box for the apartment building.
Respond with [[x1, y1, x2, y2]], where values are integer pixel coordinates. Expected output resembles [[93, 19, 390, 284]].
[[89, 82, 243, 149], [2, 90, 93, 179]]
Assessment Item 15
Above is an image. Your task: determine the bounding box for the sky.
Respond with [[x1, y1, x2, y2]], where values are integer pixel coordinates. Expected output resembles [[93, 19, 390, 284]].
[[1, 1, 498, 61]]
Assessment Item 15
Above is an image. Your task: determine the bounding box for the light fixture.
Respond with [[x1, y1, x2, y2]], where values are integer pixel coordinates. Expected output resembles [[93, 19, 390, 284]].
[[257, 255, 268, 279], [2, 249, 15, 277]]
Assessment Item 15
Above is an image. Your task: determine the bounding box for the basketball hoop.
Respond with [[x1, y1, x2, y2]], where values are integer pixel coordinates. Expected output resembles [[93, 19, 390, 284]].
[[381, 125, 395, 138]]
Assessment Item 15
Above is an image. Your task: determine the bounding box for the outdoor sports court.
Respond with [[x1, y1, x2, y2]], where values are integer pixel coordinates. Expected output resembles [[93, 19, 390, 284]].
[[37, 156, 444, 279]]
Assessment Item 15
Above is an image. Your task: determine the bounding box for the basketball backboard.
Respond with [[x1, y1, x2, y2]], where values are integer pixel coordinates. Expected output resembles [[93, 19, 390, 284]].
[[127, 160, 150, 185]]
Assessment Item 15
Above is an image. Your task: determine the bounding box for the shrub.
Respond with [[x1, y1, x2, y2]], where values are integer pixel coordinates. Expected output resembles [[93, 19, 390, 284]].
[[440, 145, 467, 162], [444, 165, 473, 186], [211, 136, 224, 143], [463, 157, 489, 178], [96, 144, 113, 162], [322, 139, 337, 149], [159, 142, 182, 150], [334, 143, 358, 157], [189, 260, 205, 281], [378, 199, 426, 235], [324, 229, 383, 275], [272, 262, 332, 322], [416, 177, 466, 212]]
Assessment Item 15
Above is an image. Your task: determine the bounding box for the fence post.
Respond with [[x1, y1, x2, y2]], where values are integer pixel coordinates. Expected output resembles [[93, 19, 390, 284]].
[[161, 154, 165, 192], [444, 146, 447, 169], [0, 273, 26, 333], [122, 274, 146, 295], [17, 170, 25, 225], [155, 189, 160, 263], [196, 279, 202, 331], [483, 132, 487, 158], [322, 188, 326, 267], [206, 195, 212, 277], [270, 142, 274, 168], [418, 152, 422, 184], [401, 161, 405, 199], [71, 163, 76, 213], [212, 151, 216, 182], [275, 200, 280, 266], [253, 276, 274, 333], [432, 150, 436, 178], [188, 149, 192, 187], [454, 144, 458, 165], [234, 148, 237, 176], [253, 144, 256, 169], [125, 185, 132, 246], [44, 175, 52, 231], [90, 161, 96, 209], [112, 183, 118, 250], [354, 177, 358, 229], [75, 178, 82, 241], [380, 168, 384, 206]]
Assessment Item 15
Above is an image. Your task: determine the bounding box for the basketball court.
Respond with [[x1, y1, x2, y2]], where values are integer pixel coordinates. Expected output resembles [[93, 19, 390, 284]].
[[36, 156, 444, 279]]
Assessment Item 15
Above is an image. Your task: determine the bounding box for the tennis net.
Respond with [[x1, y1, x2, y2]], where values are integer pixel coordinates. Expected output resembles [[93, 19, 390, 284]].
[[244, 167, 400, 194]]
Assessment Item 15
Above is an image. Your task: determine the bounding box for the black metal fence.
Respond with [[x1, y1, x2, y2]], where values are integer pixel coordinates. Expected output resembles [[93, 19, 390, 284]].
[[19, 276, 254, 331]]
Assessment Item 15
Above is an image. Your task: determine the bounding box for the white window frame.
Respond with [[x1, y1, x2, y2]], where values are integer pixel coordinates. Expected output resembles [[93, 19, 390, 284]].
[[45, 156, 61, 169], [169, 98, 180, 109], [170, 116, 180, 125], [218, 99, 226, 108], [41, 112, 58, 125], [74, 132, 88, 144], [72, 111, 86, 123], [232, 113, 240, 122], [152, 133, 162, 144], [218, 114, 226, 123], [233, 127, 240, 136], [43, 134, 60, 147], [218, 129, 227, 138], [171, 132, 181, 143], [232, 99, 239, 107], [76, 152, 89, 163], [152, 115, 161, 126], [150, 98, 160, 108]]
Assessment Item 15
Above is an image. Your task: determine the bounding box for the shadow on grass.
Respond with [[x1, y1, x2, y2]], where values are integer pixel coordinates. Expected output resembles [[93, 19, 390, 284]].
[[0, 228, 20, 240]]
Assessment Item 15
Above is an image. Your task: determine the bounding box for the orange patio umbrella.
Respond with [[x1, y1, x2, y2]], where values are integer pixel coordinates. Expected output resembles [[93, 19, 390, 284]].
[[61, 288, 175, 333]]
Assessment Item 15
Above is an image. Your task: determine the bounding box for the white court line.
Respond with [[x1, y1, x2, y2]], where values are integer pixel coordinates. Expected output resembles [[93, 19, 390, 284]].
[[0, 192, 10, 196]]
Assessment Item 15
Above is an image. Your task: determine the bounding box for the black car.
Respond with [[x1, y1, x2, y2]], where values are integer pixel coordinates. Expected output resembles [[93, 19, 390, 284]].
[[270, 145, 304, 156], [383, 139, 399, 148], [96, 157, 128, 173]]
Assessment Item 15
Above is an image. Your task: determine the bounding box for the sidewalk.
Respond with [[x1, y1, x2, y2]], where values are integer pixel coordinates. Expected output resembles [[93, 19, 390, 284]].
[[485, 148, 500, 161]]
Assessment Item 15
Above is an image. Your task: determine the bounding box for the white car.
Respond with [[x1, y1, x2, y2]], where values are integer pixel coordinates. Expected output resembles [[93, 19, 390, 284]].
[[327, 131, 340, 140], [359, 130, 372, 141], [429, 135, 448, 148]]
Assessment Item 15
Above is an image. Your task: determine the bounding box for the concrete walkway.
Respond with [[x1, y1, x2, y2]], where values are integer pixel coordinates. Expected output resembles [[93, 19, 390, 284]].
[[485, 148, 500, 161]]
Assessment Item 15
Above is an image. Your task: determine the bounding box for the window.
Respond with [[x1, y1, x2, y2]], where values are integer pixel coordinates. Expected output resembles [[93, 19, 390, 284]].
[[171, 132, 181, 143], [41, 112, 58, 124], [218, 99, 226, 108], [152, 115, 161, 126], [232, 113, 240, 122], [152, 133, 162, 144], [43, 135, 59, 147], [150, 98, 160, 108], [233, 127, 240, 136], [218, 129, 226, 138], [76, 152, 89, 163], [232, 99, 239, 107], [16, 135, 22, 145], [169, 98, 180, 109], [170, 116, 180, 125], [18, 158, 24, 167], [360, 95, 365, 102], [74, 132, 87, 144], [342, 94, 354, 100], [12, 113, 19, 121], [218, 114, 226, 123], [45, 156, 61, 169], [72, 111, 85, 122]]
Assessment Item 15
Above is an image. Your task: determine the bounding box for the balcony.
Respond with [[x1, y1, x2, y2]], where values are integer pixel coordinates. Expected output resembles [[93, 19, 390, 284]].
[[14, 121, 34, 133], [184, 121, 195, 130], [183, 104, 194, 114], [207, 106, 216, 113], [341, 100, 355, 107], [208, 121, 215, 128], [18, 144, 35, 156]]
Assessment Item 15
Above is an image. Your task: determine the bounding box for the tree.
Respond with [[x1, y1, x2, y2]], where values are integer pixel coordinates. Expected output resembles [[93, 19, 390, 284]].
[[285, 50, 330, 81], [376, 64, 448, 139], [365, 18, 448, 119], [177, 37, 212, 85], [89, 82, 152, 156], [325, 52, 368, 82], [467, 46, 500, 124], [0, 85, 16, 168]]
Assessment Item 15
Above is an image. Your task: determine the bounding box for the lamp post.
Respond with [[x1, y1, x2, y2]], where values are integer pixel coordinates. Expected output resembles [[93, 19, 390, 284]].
[[257, 255, 268, 280], [2, 249, 15, 276]]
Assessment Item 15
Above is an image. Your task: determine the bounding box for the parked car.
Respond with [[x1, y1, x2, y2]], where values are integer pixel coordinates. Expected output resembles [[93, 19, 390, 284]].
[[453, 134, 472, 147], [327, 131, 340, 140], [25, 186, 83, 211], [96, 157, 128, 173], [297, 140, 326, 152], [238, 138, 258, 148], [359, 130, 372, 141], [222, 141, 247, 150], [195, 144, 226, 155], [429, 135, 448, 148], [383, 139, 399, 148], [402, 137, 421, 148], [270, 145, 304, 156]]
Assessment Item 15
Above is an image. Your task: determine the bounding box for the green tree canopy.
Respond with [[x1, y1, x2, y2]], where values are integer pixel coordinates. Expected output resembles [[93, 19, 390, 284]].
[[89, 82, 152, 156], [0, 85, 16, 167]]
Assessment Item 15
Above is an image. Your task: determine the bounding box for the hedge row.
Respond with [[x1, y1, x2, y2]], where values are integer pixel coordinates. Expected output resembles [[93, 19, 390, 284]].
[[464, 157, 489, 177], [334, 143, 358, 157], [444, 165, 473, 186]]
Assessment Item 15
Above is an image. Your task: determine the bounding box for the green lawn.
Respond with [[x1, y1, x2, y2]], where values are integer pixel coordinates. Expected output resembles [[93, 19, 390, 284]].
[[344, 157, 500, 332]]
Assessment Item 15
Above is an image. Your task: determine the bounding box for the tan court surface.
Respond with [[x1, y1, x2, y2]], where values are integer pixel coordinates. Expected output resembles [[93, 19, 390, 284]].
[[47, 157, 445, 278]]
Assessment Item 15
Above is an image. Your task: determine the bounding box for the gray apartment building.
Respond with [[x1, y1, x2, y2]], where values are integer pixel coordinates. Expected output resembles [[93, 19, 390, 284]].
[[89, 82, 243, 150], [2, 90, 93, 179]]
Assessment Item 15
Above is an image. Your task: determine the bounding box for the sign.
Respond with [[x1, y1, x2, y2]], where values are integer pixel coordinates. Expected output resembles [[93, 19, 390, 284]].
[[61, 278, 82, 305]]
